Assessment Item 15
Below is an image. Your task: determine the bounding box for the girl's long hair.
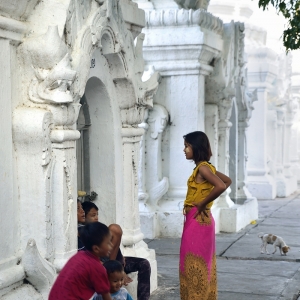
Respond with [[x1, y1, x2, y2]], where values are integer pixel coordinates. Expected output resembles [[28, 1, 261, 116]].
[[183, 131, 212, 163]]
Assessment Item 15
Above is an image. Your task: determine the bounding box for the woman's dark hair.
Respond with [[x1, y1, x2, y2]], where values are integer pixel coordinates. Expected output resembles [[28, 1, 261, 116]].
[[103, 260, 124, 275], [183, 131, 212, 163], [80, 222, 109, 251]]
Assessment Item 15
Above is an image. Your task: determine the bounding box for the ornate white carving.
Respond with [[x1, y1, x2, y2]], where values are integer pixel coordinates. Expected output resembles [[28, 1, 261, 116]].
[[145, 8, 223, 34], [66, 0, 160, 126], [138, 111, 149, 204], [0, 0, 40, 21], [148, 104, 169, 139], [22, 239, 56, 299], [12, 1, 160, 296], [145, 104, 169, 209], [26, 26, 76, 104], [41, 113, 53, 167], [174, 0, 210, 10]]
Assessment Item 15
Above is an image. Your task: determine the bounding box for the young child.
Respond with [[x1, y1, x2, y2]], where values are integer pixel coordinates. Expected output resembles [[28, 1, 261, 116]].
[[180, 131, 231, 300], [49, 222, 113, 300], [82, 201, 151, 300], [93, 260, 134, 300]]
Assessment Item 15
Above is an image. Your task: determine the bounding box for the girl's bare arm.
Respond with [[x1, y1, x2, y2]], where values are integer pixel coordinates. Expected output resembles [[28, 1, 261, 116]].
[[193, 166, 231, 219], [215, 171, 232, 188]]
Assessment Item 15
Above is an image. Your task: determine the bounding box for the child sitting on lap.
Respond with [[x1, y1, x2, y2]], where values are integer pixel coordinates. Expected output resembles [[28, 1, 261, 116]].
[[93, 260, 134, 300], [49, 222, 113, 300], [82, 201, 151, 300]]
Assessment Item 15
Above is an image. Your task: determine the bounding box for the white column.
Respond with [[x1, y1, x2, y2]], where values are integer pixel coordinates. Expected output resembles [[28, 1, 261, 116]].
[[290, 103, 300, 182], [140, 6, 223, 237], [247, 88, 276, 199], [122, 128, 145, 247], [217, 99, 235, 208], [121, 127, 158, 293], [0, 39, 25, 296], [283, 101, 298, 193], [275, 108, 288, 197], [236, 119, 254, 203]]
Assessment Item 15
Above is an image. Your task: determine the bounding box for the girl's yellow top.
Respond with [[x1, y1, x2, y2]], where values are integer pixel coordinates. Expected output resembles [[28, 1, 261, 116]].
[[184, 161, 216, 210]]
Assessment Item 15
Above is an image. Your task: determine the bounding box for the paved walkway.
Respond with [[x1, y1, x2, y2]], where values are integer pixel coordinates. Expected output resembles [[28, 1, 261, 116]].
[[147, 193, 300, 300]]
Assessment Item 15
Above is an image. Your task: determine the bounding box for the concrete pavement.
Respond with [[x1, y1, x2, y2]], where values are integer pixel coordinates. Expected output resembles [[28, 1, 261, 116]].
[[147, 193, 300, 300]]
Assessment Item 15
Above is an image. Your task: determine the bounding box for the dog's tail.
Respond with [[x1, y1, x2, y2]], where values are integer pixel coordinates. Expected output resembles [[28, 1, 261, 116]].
[[258, 232, 264, 238]]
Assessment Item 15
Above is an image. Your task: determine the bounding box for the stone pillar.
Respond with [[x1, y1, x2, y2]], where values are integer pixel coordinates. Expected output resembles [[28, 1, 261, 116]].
[[138, 112, 149, 206], [247, 49, 278, 199], [121, 128, 146, 247], [121, 127, 158, 293], [266, 110, 278, 181], [136, 2, 223, 237], [217, 99, 235, 208], [205, 21, 258, 232], [290, 98, 300, 182], [236, 118, 254, 203], [275, 108, 288, 197], [0, 38, 26, 297], [139, 104, 169, 239], [283, 100, 298, 193]]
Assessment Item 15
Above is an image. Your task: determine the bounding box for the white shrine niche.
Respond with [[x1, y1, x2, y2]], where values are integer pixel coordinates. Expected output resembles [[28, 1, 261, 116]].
[[209, 0, 299, 200], [139, 104, 170, 238], [135, 0, 224, 237], [2, 0, 160, 298], [205, 21, 258, 233], [291, 57, 300, 183]]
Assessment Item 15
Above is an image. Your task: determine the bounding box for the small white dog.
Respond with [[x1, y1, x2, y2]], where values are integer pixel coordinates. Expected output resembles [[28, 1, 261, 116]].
[[258, 232, 290, 256]]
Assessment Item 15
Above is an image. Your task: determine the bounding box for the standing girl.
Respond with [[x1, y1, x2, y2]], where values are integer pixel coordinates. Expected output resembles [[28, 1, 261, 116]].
[[180, 131, 231, 300]]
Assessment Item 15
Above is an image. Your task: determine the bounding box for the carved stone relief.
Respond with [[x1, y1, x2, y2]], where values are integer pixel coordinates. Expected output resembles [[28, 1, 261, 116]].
[[22, 239, 56, 299], [145, 104, 169, 209]]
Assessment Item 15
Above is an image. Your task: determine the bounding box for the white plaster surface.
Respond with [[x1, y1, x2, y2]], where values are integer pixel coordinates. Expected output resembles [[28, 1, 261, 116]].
[[0, 0, 159, 298], [1, 0, 300, 298]]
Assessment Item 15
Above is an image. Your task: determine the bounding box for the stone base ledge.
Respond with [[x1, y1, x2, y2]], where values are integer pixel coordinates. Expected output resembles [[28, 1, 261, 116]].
[[247, 175, 277, 199], [277, 177, 297, 198], [218, 197, 258, 233], [1, 284, 42, 300], [140, 197, 258, 238], [122, 241, 157, 296]]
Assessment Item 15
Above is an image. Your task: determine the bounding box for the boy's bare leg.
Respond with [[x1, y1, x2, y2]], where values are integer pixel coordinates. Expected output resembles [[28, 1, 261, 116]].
[[108, 224, 122, 260], [108, 224, 132, 285]]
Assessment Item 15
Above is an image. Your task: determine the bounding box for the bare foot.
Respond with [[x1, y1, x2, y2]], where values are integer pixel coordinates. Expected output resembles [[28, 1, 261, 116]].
[[123, 274, 133, 286]]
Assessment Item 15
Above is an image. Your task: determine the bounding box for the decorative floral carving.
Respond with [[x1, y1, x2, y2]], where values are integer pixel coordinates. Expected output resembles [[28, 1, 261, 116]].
[[235, 22, 258, 126], [145, 104, 169, 208], [148, 104, 169, 139], [174, 0, 210, 10], [22, 239, 56, 299], [145, 8, 223, 35], [26, 26, 76, 104]]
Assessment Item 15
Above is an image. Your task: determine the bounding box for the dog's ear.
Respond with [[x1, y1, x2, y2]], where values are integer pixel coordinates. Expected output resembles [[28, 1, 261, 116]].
[[288, 246, 291, 250]]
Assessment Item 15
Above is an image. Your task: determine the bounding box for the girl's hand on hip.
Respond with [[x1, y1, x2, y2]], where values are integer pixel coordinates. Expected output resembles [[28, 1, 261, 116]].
[[192, 202, 209, 220]]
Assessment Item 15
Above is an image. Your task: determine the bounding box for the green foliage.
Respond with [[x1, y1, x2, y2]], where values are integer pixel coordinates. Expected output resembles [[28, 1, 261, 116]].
[[257, 0, 300, 51]]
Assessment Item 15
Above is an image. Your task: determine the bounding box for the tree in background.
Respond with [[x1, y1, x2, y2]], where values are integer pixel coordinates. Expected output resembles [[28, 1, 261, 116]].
[[257, 0, 300, 51]]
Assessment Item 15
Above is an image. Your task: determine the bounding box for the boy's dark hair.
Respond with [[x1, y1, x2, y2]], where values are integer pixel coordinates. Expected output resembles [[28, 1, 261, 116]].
[[80, 222, 109, 251], [82, 201, 99, 215], [103, 260, 124, 275], [183, 131, 212, 163]]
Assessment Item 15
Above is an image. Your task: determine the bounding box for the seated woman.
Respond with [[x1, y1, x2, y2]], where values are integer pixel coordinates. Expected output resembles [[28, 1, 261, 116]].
[[81, 201, 151, 300]]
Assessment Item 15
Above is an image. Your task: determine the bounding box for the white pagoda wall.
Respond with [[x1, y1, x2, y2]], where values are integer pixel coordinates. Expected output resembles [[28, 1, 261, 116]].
[[209, 0, 299, 199], [0, 0, 159, 298], [135, 0, 258, 238]]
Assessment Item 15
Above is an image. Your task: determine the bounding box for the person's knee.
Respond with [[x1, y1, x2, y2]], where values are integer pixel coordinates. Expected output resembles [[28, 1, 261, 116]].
[[140, 259, 151, 275], [109, 224, 123, 238]]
